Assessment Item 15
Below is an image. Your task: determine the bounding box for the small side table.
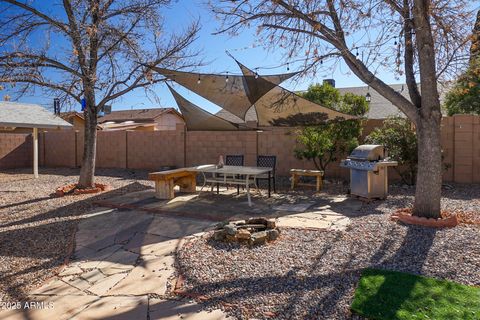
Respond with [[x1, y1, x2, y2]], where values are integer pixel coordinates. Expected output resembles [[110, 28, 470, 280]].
[[290, 169, 324, 192]]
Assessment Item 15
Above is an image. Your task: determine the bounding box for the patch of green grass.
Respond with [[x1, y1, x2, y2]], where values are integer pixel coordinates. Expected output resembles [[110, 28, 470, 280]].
[[351, 268, 480, 320]]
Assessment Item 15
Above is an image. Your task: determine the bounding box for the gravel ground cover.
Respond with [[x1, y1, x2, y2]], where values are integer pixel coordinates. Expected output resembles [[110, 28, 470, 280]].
[[176, 184, 480, 320], [0, 168, 153, 301]]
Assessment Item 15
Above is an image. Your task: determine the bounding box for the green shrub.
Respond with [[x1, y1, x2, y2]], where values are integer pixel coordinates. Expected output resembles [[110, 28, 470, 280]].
[[365, 117, 417, 185]]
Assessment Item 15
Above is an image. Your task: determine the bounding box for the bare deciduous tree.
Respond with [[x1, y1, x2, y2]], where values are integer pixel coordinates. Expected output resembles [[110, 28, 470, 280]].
[[210, 0, 475, 218], [0, 0, 201, 188]]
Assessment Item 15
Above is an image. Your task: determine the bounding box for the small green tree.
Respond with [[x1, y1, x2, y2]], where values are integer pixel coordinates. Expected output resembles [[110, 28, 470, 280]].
[[444, 11, 480, 116], [444, 59, 480, 116], [365, 117, 418, 185], [294, 83, 368, 173]]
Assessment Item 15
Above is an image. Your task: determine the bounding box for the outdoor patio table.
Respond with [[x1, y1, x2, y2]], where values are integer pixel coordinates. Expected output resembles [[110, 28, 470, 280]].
[[191, 165, 273, 206]]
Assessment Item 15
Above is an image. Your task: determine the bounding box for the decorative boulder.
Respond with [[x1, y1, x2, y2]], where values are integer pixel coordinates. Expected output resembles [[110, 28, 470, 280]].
[[224, 224, 237, 236], [249, 231, 267, 245], [236, 229, 251, 240], [266, 229, 280, 241], [213, 230, 226, 241]]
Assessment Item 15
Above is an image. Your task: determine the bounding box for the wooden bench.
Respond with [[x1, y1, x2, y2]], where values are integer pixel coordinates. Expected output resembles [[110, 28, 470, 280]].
[[290, 169, 324, 192], [148, 168, 197, 199]]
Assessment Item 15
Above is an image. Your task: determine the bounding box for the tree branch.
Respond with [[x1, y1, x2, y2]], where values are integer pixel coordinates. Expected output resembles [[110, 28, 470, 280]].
[[402, 0, 421, 108], [0, 78, 81, 102], [0, 0, 68, 33]]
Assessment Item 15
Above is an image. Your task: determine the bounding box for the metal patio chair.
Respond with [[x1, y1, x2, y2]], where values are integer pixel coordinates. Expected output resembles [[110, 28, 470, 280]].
[[214, 155, 244, 194], [255, 155, 276, 193]]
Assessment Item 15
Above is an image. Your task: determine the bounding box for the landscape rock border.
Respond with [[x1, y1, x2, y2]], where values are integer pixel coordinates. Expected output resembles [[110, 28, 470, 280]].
[[391, 208, 459, 228], [55, 183, 111, 197]]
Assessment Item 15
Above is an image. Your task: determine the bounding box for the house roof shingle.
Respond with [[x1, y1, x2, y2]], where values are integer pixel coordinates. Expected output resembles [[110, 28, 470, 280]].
[[98, 108, 180, 123], [0, 101, 72, 128], [60, 111, 84, 120]]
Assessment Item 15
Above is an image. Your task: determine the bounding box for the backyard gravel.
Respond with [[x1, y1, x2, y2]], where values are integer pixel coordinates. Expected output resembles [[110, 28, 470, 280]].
[[1, 167, 479, 319], [0, 168, 153, 300], [177, 184, 480, 320]]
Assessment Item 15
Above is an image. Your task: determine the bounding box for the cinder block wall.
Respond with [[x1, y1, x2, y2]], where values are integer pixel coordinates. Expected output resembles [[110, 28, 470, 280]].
[[2, 116, 479, 184], [0, 133, 32, 168], [42, 131, 77, 167], [443, 115, 480, 183], [185, 130, 256, 167], [257, 127, 314, 176], [97, 131, 127, 168], [127, 130, 181, 169]]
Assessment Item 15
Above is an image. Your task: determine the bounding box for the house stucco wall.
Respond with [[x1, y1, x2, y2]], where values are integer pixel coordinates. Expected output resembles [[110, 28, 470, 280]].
[[155, 113, 184, 131]]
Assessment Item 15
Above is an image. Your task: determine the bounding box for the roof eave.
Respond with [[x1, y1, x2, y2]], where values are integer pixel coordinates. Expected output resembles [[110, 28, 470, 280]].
[[0, 122, 73, 129]]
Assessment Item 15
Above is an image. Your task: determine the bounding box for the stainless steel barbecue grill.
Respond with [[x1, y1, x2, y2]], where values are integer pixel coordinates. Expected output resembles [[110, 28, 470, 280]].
[[340, 145, 398, 199]]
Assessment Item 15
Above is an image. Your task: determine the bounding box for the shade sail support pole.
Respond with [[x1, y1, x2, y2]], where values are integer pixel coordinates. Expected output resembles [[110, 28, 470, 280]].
[[33, 127, 38, 179]]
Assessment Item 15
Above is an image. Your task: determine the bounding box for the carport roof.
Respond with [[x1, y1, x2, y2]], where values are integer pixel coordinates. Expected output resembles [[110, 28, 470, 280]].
[[0, 101, 72, 128]]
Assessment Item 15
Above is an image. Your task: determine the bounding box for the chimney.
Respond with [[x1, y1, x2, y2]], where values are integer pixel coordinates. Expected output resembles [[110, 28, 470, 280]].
[[323, 79, 335, 88]]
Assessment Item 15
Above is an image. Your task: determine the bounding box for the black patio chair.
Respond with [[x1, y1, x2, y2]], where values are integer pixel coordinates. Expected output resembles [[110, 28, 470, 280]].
[[225, 155, 244, 166], [256, 155, 276, 194], [215, 155, 244, 194]]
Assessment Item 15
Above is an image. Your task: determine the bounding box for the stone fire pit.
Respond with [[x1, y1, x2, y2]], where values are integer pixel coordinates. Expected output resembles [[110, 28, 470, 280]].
[[212, 217, 280, 246]]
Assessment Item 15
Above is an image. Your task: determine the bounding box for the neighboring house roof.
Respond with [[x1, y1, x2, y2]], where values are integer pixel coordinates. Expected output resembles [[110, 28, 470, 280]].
[[215, 83, 451, 122], [60, 111, 84, 121], [0, 101, 72, 128], [99, 122, 156, 131], [337, 83, 450, 119], [98, 108, 183, 123], [59, 111, 104, 130]]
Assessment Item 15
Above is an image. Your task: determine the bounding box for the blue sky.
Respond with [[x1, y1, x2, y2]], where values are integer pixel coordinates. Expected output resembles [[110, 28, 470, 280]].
[[3, 0, 405, 114]]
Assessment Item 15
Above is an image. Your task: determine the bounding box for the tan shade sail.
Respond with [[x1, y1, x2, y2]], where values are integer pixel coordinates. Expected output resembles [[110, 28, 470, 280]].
[[166, 84, 242, 131], [237, 63, 357, 126], [153, 67, 298, 120]]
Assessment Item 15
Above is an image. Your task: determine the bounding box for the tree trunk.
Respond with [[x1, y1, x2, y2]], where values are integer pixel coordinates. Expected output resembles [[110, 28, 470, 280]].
[[409, 0, 442, 219], [78, 93, 97, 188], [413, 116, 442, 218]]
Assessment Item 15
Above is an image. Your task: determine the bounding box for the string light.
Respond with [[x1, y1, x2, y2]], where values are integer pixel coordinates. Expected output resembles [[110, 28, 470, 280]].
[[225, 71, 229, 83], [197, 74, 201, 84], [286, 63, 290, 71], [255, 72, 259, 79]]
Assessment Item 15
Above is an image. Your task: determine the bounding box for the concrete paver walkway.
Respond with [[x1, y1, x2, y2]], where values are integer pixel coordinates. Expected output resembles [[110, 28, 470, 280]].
[[1, 190, 361, 319]]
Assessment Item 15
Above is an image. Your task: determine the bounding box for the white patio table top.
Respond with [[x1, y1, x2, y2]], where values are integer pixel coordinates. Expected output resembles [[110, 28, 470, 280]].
[[190, 164, 271, 175], [190, 165, 273, 206]]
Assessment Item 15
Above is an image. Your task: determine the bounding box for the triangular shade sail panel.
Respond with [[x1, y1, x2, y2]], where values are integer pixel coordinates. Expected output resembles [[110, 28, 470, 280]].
[[153, 67, 298, 121], [237, 64, 357, 126], [253, 87, 357, 126], [166, 84, 241, 131]]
